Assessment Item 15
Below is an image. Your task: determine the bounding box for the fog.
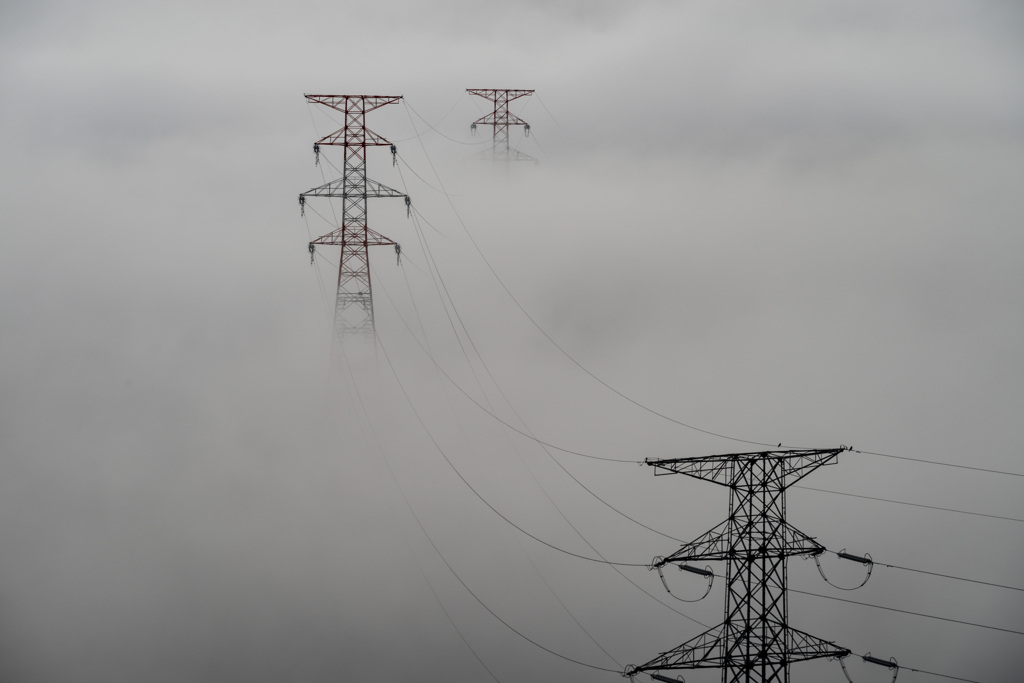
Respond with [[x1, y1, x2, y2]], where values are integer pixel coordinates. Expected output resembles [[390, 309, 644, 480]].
[[2, 1, 1023, 681]]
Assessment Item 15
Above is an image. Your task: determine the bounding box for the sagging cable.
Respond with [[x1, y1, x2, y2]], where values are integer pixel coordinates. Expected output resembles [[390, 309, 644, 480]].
[[839, 656, 854, 683], [815, 549, 873, 590], [651, 557, 713, 603]]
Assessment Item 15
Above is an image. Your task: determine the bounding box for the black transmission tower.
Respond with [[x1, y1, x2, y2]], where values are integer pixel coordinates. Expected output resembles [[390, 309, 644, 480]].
[[626, 448, 851, 683]]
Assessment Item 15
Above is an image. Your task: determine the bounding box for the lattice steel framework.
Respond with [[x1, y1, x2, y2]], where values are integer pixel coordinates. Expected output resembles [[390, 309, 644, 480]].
[[467, 89, 534, 161], [627, 448, 851, 683], [299, 95, 407, 345]]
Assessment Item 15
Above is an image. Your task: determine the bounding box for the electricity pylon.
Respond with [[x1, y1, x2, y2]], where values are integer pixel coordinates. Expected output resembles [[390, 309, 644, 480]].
[[466, 89, 534, 161], [299, 95, 408, 348], [626, 448, 851, 683]]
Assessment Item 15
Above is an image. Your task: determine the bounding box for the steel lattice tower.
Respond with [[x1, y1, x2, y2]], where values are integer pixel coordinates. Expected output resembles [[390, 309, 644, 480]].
[[627, 448, 851, 683], [299, 95, 408, 347], [467, 89, 534, 161]]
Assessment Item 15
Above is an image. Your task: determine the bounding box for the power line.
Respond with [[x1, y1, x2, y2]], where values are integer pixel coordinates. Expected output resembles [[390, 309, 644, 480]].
[[394, 139, 1024, 556], [376, 333, 647, 567], [398, 95, 781, 450], [690, 552, 1024, 600], [333, 334, 506, 683], [340, 349, 618, 677], [871, 558, 1024, 593], [397, 153, 461, 196], [821, 549, 1024, 593], [402, 94, 1024, 481], [378, 171, 709, 627], [376, 210, 625, 676], [822, 549, 1024, 593], [386, 298, 641, 464], [375, 329, 718, 630], [403, 98, 489, 146], [795, 485, 1024, 524], [854, 449, 1024, 478], [534, 93, 567, 135], [387, 212, 680, 543], [793, 589, 1024, 637], [845, 652, 981, 683], [379, 111, 1023, 673], [374, 245, 637, 463]]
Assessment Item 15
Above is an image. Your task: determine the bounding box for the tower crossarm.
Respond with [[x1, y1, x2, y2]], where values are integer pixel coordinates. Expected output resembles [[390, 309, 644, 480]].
[[304, 95, 402, 148], [655, 519, 824, 567], [300, 177, 407, 200], [472, 111, 529, 127], [310, 226, 396, 248], [626, 624, 849, 678], [655, 520, 732, 564], [315, 127, 394, 147], [466, 88, 534, 101], [627, 624, 730, 674], [785, 626, 851, 662], [646, 448, 845, 489], [305, 95, 402, 114]]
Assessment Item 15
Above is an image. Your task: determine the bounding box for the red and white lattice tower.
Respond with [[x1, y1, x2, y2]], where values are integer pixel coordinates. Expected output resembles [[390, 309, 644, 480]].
[[299, 95, 408, 349], [467, 89, 534, 161]]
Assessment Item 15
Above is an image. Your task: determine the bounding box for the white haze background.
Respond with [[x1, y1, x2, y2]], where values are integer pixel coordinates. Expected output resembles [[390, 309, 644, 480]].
[[1, 1, 1023, 681]]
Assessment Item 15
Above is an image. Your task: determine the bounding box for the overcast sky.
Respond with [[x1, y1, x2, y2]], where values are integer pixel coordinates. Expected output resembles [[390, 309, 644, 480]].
[[2, 1, 1024, 682]]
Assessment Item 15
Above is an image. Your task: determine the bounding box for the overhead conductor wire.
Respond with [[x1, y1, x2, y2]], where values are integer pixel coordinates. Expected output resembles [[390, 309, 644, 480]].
[[374, 311, 707, 631], [373, 324, 645, 568], [404, 97, 490, 146], [398, 103, 800, 450], [796, 485, 1024, 524], [382, 100, 1022, 675], [369, 334, 626, 674], [389, 149, 691, 545], [846, 652, 981, 683], [384, 157, 707, 626], [375, 216, 706, 625], [333, 341, 506, 683], [392, 109, 1024, 539], [388, 198, 684, 540], [392, 107, 1024, 636], [402, 99, 1024, 483], [376, 264, 709, 628], [379, 228, 623, 668], [793, 589, 1024, 637]]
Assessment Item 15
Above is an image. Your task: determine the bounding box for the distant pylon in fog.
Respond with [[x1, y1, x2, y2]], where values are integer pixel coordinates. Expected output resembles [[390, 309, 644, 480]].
[[467, 89, 534, 162]]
